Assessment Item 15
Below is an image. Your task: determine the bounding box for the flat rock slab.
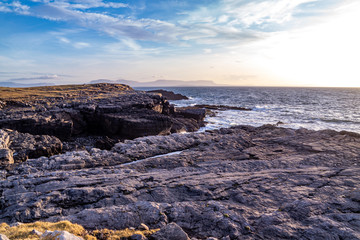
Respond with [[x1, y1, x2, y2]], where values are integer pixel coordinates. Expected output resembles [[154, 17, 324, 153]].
[[0, 125, 359, 239]]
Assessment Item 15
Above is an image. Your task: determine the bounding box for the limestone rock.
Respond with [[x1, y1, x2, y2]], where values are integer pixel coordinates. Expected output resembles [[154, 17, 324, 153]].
[[130, 234, 148, 240], [0, 234, 9, 240], [31, 229, 43, 236], [0, 129, 9, 148], [150, 223, 189, 240], [6, 129, 63, 162], [0, 125, 359, 239], [9, 222, 23, 227], [0, 84, 205, 141], [174, 107, 206, 122], [193, 104, 251, 111], [40, 230, 83, 240], [138, 223, 150, 231], [147, 90, 189, 100], [0, 149, 13, 165]]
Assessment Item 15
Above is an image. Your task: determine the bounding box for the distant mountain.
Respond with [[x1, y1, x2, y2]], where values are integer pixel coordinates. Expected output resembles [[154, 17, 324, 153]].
[[89, 79, 224, 87], [0, 82, 56, 88]]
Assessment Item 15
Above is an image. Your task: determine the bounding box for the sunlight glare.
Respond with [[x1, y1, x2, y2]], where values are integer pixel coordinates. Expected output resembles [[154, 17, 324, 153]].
[[251, 2, 360, 87]]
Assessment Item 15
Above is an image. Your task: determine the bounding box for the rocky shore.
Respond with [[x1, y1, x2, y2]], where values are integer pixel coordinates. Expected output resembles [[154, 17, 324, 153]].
[[0, 84, 205, 161], [0, 84, 359, 239]]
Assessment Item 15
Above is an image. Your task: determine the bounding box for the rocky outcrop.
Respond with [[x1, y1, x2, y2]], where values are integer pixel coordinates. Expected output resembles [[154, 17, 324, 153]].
[[146, 90, 189, 100], [0, 125, 359, 239], [0, 84, 205, 145], [194, 104, 251, 111], [170, 107, 206, 133], [0, 130, 13, 165], [0, 129, 62, 164], [0, 234, 9, 240], [0, 149, 13, 166], [150, 223, 189, 240]]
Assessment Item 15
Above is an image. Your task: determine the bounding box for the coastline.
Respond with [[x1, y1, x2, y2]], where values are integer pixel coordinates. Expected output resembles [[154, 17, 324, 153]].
[[0, 84, 359, 239], [138, 86, 360, 134]]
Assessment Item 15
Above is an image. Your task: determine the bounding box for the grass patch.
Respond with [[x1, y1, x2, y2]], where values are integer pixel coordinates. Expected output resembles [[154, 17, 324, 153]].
[[0, 221, 95, 240], [0, 221, 159, 240], [92, 228, 159, 240], [0, 84, 132, 101]]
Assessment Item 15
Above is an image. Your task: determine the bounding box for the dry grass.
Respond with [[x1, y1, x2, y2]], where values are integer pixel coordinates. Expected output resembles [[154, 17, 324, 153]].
[[0, 221, 159, 240], [0, 221, 95, 240], [91, 228, 159, 240], [0, 84, 132, 101]]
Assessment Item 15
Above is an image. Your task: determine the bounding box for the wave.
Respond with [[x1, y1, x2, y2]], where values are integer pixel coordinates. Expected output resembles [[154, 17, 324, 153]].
[[319, 118, 360, 124], [156, 87, 360, 134]]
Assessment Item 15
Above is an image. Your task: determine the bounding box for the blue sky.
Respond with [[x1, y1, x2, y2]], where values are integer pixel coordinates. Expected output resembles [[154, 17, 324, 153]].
[[0, 0, 359, 87]]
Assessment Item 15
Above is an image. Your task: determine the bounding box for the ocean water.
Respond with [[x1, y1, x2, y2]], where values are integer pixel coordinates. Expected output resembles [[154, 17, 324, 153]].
[[137, 87, 360, 134]]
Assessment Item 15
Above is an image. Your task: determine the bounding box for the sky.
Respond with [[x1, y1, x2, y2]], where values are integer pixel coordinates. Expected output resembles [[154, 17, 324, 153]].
[[0, 0, 359, 87]]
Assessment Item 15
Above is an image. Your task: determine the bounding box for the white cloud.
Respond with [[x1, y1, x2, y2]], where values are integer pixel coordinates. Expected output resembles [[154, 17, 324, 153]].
[[70, 0, 128, 9], [59, 37, 70, 43], [29, 3, 179, 43], [10, 74, 60, 81], [176, 0, 315, 46], [0, 5, 11, 13], [223, 0, 317, 27], [0, 1, 30, 14], [236, 1, 360, 87], [27, 0, 128, 9], [121, 38, 141, 51], [57, 35, 91, 49], [2, 0, 348, 53], [73, 42, 90, 49], [218, 15, 229, 23], [57, 36, 90, 49]]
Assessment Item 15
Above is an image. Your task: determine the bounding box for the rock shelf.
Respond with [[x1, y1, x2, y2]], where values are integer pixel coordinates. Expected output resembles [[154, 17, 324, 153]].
[[0, 124, 359, 239], [0, 84, 359, 239]]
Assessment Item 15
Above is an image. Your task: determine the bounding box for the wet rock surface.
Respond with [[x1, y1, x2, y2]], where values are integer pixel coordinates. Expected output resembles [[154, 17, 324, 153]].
[[0, 125, 359, 239], [146, 90, 189, 100], [193, 105, 251, 111]]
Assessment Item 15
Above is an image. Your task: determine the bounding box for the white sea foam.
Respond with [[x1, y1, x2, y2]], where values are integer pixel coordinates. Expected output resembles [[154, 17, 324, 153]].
[[138, 87, 360, 134]]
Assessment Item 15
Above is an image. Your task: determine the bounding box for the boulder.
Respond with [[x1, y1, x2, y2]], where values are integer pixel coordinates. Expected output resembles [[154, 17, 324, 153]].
[[0, 129, 9, 148], [150, 223, 189, 240], [174, 108, 206, 122], [131, 234, 148, 240], [31, 229, 43, 236], [0, 149, 13, 165], [40, 230, 83, 240], [6, 129, 63, 163], [0, 234, 9, 240], [147, 90, 189, 100], [138, 223, 150, 231]]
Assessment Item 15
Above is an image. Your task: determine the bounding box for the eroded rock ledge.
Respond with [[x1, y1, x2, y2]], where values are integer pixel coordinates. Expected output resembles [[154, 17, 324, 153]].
[[0, 125, 359, 239], [0, 84, 205, 156]]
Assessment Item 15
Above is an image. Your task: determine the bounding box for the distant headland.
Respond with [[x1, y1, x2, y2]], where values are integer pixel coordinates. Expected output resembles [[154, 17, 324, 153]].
[[89, 79, 227, 87]]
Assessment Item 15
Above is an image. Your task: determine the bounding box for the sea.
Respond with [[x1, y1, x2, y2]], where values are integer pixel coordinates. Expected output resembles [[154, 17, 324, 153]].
[[136, 87, 360, 134]]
